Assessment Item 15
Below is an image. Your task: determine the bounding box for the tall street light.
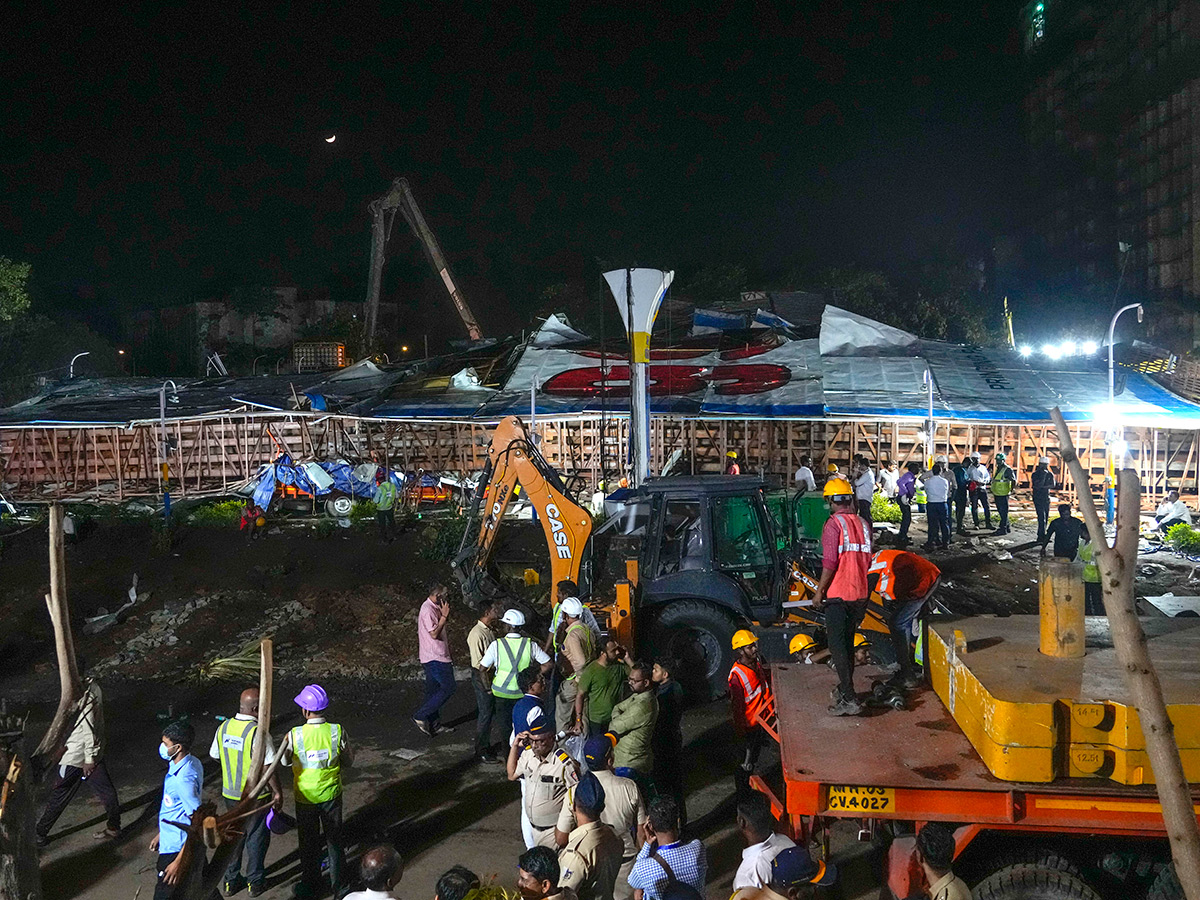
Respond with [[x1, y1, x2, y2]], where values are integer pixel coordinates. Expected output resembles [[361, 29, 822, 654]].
[[1107, 303, 1144, 416], [68, 351, 90, 378], [159, 380, 179, 516]]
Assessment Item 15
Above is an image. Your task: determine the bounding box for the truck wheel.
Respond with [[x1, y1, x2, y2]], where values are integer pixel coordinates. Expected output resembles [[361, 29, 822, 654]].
[[993, 852, 1081, 880], [326, 496, 354, 518], [973, 865, 1102, 900], [1147, 865, 1183, 900], [651, 600, 743, 701]]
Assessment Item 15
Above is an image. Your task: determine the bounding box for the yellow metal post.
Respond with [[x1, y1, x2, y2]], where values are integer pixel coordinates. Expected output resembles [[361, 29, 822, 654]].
[[612, 579, 634, 650], [1039, 557, 1085, 658]]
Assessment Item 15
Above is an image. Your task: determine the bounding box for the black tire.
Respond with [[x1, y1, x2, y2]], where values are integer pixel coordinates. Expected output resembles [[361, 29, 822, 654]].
[[325, 495, 354, 518], [973, 865, 1102, 900], [1147, 864, 1184, 900], [992, 852, 1082, 880], [649, 599, 743, 701]]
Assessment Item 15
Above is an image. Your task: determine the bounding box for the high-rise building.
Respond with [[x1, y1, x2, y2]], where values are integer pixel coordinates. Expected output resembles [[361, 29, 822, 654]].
[[1021, 0, 1200, 347]]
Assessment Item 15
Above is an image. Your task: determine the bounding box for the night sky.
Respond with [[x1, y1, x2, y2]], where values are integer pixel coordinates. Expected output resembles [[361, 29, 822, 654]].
[[1, 2, 1026, 344]]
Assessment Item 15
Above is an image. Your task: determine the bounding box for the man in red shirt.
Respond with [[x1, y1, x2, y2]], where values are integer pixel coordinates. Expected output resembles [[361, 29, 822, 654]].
[[868, 550, 941, 689], [728, 630, 774, 794], [811, 477, 873, 716]]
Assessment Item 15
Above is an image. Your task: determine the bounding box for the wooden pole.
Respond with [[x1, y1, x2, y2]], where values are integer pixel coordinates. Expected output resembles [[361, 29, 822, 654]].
[[32, 503, 83, 771], [244, 640, 272, 798], [1051, 406, 1200, 898]]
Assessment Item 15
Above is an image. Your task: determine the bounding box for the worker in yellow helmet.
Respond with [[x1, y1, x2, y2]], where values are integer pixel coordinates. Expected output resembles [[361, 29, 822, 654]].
[[726, 450, 741, 476], [728, 629, 772, 793], [789, 633, 826, 665], [853, 633, 873, 667]]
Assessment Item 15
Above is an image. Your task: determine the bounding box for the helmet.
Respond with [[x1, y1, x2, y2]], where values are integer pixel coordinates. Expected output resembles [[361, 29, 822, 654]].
[[853, 634, 872, 649], [823, 477, 854, 499], [294, 684, 329, 712], [731, 629, 758, 650], [970, 451, 981, 460], [1039, 456, 1050, 464], [726, 450, 738, 458], [826, 464, 839, 474], [995, 452, 1006, 462], [560, 596, 584, 617], [266, 808, 296, 835], [255, 516, 266, 527], [375, 467, 386, 484], [502, 608, 526, 627], [789, 634, 816, 655]]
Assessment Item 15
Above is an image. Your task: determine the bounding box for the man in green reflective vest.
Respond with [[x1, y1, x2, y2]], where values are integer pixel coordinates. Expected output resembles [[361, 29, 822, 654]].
[[479, 609, 552, 745], [209, 687, 282, 897], [373, 469, 398, 543], [1080, 540, 1103, 615], [281, 684, 354, 899]]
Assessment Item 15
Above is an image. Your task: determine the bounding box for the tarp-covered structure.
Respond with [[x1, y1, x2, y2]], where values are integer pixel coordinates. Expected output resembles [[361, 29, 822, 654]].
[[2, 308, 1198, 429]]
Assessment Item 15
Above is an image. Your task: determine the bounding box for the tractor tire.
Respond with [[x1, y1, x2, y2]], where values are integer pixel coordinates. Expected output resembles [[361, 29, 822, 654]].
[[992, 852, 1082, 880], [650, 599, 744, 701], [1147, 864, 1184, 900], [973, 865, 1102, 900], [325, 495, 354, 518]]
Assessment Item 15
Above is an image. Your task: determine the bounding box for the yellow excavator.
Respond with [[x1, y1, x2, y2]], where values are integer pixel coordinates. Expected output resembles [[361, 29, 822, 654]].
[[453, 415, 896, 696]]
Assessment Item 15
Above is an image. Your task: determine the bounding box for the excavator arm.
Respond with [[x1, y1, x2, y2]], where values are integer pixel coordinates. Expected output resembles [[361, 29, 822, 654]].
[[453, 416, 593, 610]]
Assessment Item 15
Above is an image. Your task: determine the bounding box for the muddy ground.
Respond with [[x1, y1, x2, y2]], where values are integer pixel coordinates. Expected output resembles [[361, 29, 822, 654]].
[[0, 506, 1196, 899]]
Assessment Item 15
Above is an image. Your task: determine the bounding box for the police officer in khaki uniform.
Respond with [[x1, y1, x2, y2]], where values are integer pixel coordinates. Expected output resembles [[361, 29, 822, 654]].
[[559, 773, 623, 900], [556, 735, 646, 900], [507, 713, 578, 849]]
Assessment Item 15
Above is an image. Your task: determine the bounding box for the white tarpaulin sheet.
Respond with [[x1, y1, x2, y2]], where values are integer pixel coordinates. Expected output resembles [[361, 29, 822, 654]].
[[819, 305, 918, 356]]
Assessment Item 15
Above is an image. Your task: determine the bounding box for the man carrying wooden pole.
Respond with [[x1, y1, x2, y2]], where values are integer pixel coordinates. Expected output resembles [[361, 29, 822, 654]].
[[1052, 407, 1200, 899]]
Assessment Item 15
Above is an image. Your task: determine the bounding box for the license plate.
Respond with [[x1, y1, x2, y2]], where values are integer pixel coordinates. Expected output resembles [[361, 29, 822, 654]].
[[826, 785, 895, 813]]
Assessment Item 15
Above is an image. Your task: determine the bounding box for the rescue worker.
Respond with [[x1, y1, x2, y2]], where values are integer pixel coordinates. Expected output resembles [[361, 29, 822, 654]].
[[280, 683, 354, 899], [967, 452, 992, 530], [373, 468, 398, 542], [150, 720, 203, 899], [1031, 456, 1056, 542], [726, 450, 741, 476], [990, 452, 1016, 535], [1080, 540, 1103, 615], [852, 633, 873, 667], [952, 457, 970, 535], [729, 630, 774, 793], [556, 597, 597, 735], [556, 735, 647, 900], [210, 688, 283, 897], [811, 475, 873, 716], [788, 633, 821, 665], [558, 773, 624, 900], [481, 608, 553, 748], [867, 550, 941, 689], [507, 714, 579, 849], [545, 579, 601, 728]]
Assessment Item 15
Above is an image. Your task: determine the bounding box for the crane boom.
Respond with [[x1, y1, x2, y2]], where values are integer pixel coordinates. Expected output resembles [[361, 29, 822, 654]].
[[363, 177, 484, 348]]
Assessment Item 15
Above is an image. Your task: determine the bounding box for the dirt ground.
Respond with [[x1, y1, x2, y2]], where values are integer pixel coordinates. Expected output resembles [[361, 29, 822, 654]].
[[1, 505, 1197, 899]]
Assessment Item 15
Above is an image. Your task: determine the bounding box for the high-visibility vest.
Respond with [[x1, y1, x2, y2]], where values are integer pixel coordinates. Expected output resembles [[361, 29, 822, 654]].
[[492, 635, 533, 699], [375, 481, 397, 510], [991, 466, 1014, 497], [868, 550, 940, 604], [217, 717, 268, 801], [913, 481, 927, 504], [728, 661, 773, 729], [1079, 542, 1100, 584], [827, 512, 872, 602], [289, 722, 343, 805]]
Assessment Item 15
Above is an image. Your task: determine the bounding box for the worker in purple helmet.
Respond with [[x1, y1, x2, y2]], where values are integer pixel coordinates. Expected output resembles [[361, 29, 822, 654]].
[[280, 684, 355, 899]]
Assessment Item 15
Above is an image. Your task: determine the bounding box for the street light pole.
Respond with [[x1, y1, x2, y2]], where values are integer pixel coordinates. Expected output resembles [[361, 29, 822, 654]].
[[68, 352, 90, 379], [159, 380, 178, 517], [1107, 302, 1144, 414]]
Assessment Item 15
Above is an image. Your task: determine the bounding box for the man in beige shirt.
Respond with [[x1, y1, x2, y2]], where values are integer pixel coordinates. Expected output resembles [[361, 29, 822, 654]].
[[557, 735, 647, 900], [468, 602, 500, 763], [917, 823, 970, 900], [36, 671, 122, 845], [559, 773, 623, 900], [508, 714, 579, 848], [555, 597, 596, 734]]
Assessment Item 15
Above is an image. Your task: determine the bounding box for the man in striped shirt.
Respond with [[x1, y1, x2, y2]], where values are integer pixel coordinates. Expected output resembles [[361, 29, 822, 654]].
[[627, 797, 706, 900]]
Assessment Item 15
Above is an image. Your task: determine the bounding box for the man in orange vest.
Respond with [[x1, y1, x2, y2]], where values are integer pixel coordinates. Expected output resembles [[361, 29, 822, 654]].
[[868, 550, 941, 689], [728, 629, 773, 794], [811, 476, 873, 716]]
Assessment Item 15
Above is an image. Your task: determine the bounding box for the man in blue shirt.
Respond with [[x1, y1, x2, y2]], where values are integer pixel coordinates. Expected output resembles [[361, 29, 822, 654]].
[[627, 796, 706, 900], [150, 720, 204, 899], [512, 666, 547, 740]]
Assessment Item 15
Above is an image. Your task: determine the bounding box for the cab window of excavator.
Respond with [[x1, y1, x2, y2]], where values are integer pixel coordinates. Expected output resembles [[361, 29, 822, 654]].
[[654, 500, 705, 576], [712, 495, 770, 570]]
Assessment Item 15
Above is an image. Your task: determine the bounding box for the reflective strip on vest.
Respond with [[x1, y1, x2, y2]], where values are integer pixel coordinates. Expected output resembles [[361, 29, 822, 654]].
[[492, 636, 533, 699], [565, 621, 595, 668], [1080, 543, 1100, 583], [837, 513, 872, 553], [729, 662, 770, 727], [829, 513, 872, 601], [218, 718, 266, 801], [992, 467, 1014, 496], [868, 555, 894, 602], [290, 722, 342, 805]]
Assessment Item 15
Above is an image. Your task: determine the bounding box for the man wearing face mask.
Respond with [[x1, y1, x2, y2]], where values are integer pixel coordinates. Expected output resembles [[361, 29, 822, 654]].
[[149, 720, 204, 899]]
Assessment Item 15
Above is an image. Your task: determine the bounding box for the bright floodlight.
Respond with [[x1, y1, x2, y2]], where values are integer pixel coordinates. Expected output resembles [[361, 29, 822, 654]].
[[1019, 345, 1032, 357], [1044, 344, 1063, 360], [1082, 340, 1098, 354], [1061, 340, 1077, 355]]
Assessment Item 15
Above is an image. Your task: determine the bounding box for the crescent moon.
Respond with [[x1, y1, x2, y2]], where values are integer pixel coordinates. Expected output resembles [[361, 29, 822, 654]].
[[325, 135, 336, 143]]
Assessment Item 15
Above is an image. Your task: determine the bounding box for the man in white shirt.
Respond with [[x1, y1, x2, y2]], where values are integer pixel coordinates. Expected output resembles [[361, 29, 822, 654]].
[[732, 792, 795, 890], [343, 845, 403, 900], [1156, 490, 1193, 530], [853, 456, 876, 523], [793, 455, 817, 495], [922, 463, 952, 550], [877, 462, 899, 499], [967, 452, 992, 530]]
